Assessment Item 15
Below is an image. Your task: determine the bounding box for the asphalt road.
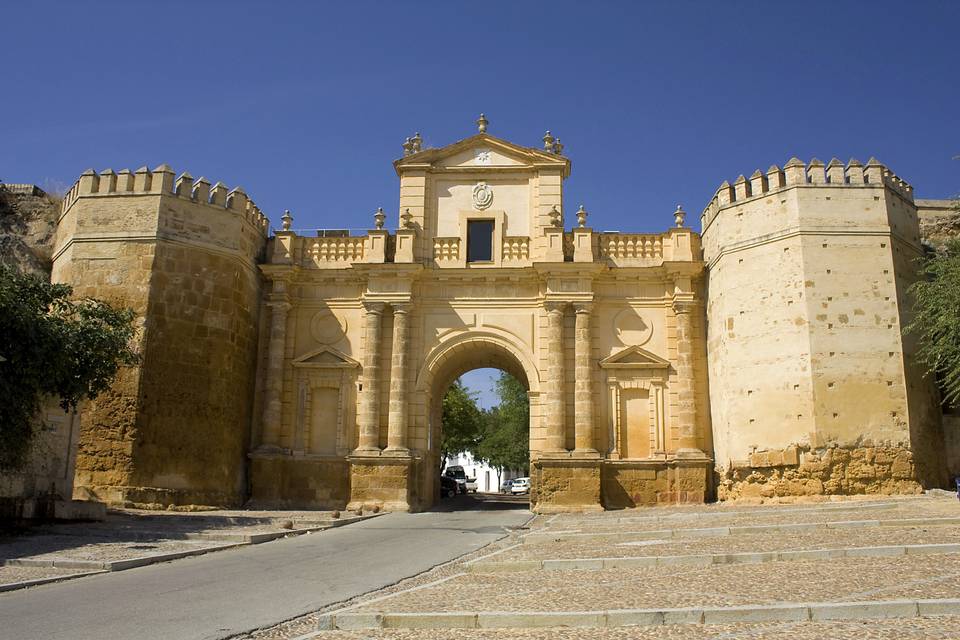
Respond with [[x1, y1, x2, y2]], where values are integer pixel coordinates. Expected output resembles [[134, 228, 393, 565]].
[[0, 494, 531, 640]]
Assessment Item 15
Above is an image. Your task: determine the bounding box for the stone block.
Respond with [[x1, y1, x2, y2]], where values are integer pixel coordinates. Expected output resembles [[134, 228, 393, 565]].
[[605, 609, 665, 626], [809, 599, 918, 621], [330, 613, 383, 630], [477, 611, 604, 628], [702, 603, 809, 624], [383, 612, 477, 629], [917, 599, 960, 616]]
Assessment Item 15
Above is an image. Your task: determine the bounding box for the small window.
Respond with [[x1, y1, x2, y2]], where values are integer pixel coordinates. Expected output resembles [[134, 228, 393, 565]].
[[467, 220, 494, 262]]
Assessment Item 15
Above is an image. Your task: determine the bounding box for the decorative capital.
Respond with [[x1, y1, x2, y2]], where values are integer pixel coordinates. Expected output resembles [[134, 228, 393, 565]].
[[400, 207, 414, 229], [674, 205, 686, 228], [362, 300, 386, 315], [374, 207, 386, 230], [476, 113, 488, 133], [574, 302, 593, 314], [576, 204, 588, 228], [543, 130, 555, 150], [544, 300, 568, 314], [672, 298, 697, 315], [280, 209, 293, 231], [391, 301, 412, 315]]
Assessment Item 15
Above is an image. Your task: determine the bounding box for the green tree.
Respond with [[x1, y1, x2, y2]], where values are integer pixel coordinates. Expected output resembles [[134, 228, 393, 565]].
[[907, 218, 960, 406], [0, 265, 138, 471], [476, 373, 529, 479], [440, 379, 483, 461]]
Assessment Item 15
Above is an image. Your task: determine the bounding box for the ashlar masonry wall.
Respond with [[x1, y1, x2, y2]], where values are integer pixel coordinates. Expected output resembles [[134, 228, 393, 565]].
[[52, 167, 268, 507], [702, 158, 947, 499]]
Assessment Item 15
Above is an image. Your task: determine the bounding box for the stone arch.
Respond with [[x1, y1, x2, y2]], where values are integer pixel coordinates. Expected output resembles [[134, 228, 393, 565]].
[[414, 329, 542, 508]]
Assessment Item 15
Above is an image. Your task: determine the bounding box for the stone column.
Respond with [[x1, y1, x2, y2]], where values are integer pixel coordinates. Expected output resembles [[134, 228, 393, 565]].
[[673, 300, 702, 455], [261, 298, 291, 442], [356, 301, 385, 453], [385, 303, 411, 453], [573, 303, 597, 454], [543, 301, 567, 453]]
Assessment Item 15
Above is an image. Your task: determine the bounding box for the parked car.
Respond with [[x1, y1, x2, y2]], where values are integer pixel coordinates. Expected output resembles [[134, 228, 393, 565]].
[[510, 477, 531, 494], [444, 465, 468, 494], [500, 478, 515, 493], [465, 477, 478, 493], [440, 475, 458, 499]]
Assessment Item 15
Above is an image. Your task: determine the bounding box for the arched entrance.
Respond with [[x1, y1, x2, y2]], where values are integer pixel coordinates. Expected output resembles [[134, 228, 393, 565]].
[[415, 331, 540, 509]]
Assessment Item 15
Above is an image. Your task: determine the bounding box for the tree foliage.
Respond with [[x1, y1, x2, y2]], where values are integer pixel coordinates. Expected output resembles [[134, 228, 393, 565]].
[[440, 379, 483, 460], [476, 373, 529, 474], [907, 230, 960, 406], [0, 265, 138, 471]]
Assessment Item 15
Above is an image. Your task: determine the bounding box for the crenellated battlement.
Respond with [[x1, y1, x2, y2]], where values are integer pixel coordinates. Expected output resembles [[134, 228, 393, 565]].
[[701, 157, 914, 228], [60, 164, 270, 235]]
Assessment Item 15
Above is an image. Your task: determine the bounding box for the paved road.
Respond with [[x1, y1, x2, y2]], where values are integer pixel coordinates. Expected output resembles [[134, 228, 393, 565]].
[[0, 495, 531, 640]]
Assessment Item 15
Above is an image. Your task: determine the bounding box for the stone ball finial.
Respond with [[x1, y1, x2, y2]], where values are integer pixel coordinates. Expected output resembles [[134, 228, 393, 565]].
[[576, 204, 588, 228], [374, 207, 386, 230], [674, 205, 686, 228], [476, 113, 488, 133], [281, 209, 293, 231], [543, 130, 555, 150]]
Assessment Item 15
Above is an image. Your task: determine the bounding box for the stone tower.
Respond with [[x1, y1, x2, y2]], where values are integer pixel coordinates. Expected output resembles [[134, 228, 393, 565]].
[[52, 166, 268, 507], [701, 158, 947, 498]]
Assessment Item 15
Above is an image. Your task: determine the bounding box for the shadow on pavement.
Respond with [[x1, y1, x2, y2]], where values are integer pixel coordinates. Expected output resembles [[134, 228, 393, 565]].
[[426, 492, 530, 513]]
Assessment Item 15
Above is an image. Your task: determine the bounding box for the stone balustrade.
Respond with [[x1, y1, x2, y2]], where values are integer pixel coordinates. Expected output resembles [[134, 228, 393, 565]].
[[599, 233, 664, 265], [433, 237, 460, 262], [501, 236, 530, 262], [308, 236, 365, 264]]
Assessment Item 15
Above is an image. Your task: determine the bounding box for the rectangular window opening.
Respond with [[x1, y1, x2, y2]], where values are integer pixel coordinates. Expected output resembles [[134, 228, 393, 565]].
[[466, 219, 494, 263]]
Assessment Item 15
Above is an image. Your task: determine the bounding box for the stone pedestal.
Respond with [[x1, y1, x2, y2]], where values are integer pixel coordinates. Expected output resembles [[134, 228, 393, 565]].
[[531, 456, 603, 513], [346, 455, 414, 512], [600, 457, 711, 508]]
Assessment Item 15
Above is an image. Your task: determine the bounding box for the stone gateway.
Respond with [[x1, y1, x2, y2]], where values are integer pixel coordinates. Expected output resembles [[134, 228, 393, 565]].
[[50, 118, 951, 512]]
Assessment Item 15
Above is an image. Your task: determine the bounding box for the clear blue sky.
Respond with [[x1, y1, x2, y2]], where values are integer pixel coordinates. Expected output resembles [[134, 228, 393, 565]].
[[3, 2, 957, 406]]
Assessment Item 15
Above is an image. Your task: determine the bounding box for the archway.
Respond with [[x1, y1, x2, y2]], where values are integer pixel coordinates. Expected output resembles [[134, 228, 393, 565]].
[[415, 331, 541, 509]]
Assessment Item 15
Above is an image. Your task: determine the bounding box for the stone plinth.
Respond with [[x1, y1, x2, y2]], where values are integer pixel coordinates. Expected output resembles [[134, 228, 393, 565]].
[[532, 456, 602, 513], [249, 454, 349, 509], [601, 458, 711, 509], [347, 455, 415, 512]]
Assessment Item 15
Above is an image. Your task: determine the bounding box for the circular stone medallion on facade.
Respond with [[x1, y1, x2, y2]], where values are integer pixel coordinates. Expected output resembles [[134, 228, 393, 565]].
[[310, 309, 348, 344], [472, 181, 493, 210], [614, 308, 653, 346]]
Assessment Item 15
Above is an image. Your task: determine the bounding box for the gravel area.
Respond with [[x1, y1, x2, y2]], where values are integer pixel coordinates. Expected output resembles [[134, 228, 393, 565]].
[[0, 565, 96, 585], [350, 555, 960, 613], [495, 525, 960, 561], [301, 617, 960, 639]]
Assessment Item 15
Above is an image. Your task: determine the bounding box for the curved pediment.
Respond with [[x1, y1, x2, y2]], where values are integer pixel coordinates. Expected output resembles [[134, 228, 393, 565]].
[[600, 345, 672, 370]]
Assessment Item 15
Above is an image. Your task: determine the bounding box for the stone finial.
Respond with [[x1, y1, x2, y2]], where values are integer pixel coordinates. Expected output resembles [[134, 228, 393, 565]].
[[553, 137, 564, 155], [576, 204, 588, 228], [411, 132, 422, 153], [674, 205, 686, 228], [543, 130, 555, 150], [402, 137, 414, 157], [400, 207, 414, 229], [476, 113, 488, 133], [281, 209, 293, 231], [548, 205, 562, 228], [374, 207, 386, 230]]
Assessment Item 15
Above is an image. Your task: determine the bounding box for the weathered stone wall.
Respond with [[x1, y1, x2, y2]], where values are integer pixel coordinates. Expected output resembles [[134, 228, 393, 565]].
[[0, 184, 58, 275], [702, 159, 947, 499], [52, 167, 267, 507], [601, 460, 710, 508], [249, 456, 349, 508]]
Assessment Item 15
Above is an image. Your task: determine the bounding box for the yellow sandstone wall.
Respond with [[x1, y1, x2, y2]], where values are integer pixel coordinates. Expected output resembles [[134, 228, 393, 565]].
[[702, 158, 948, 500], [52, 167, 268, 507]]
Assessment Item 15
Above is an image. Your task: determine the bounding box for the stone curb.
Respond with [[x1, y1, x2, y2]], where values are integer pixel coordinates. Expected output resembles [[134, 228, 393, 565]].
[[315, 598, 960, 630], [0, 569, 108, 593], [523, 517, 960, 543], [468, 542, 960, 572], [0, 513, 381, 591], [588, 500, 899, 526]]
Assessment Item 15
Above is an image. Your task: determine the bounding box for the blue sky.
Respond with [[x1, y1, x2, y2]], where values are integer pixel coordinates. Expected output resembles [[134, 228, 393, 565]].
[[3, 1, 957, 406]]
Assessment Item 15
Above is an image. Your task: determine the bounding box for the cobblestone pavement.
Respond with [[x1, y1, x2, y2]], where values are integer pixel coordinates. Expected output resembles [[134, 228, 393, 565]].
[[0, 507, 348, 587], [236, 495, 960, 639]]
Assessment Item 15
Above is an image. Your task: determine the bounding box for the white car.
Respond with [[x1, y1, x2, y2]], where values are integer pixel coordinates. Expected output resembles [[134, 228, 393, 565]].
[[510, 477, 530, 494]]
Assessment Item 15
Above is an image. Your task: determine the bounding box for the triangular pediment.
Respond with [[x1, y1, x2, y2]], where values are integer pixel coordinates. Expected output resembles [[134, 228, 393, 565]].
[[292, 346, 359, 369], [600, 345, 672, 370], [394, 133, 570, 176]]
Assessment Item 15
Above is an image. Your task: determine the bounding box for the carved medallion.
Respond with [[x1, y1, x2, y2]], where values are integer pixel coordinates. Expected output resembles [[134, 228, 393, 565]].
[[472, 181, 493, 210], [309, 309, 348, 344], [614, 308, 653, 346], [475, 149, 491, 165]]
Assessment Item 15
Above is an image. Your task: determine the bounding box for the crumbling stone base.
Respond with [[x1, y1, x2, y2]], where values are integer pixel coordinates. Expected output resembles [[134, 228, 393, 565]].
[[249, 454, 349, 509], [718, 444, 924, 501]]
